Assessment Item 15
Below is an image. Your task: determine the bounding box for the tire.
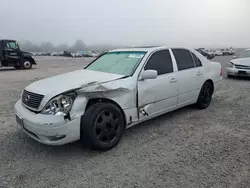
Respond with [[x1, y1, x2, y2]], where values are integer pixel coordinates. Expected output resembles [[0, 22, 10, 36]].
[[80, 102, 125, 150], [196, 82, 213, 109], [227, 75, 234, 78], [23, 60, 32, 69]]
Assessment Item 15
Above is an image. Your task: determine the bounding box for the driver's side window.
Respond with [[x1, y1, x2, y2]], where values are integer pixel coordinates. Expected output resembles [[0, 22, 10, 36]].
[[6, 42, 18, 49], [144, 50, 173, 75]]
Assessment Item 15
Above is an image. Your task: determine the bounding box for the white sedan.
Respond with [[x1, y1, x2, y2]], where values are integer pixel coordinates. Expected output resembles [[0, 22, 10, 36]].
[[15, 47, 222, 150], [227, 49, 250, 77]]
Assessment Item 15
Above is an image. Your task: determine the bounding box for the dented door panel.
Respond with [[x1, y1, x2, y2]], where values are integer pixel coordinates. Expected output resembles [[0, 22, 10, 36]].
[[137, 73, 178, 119]]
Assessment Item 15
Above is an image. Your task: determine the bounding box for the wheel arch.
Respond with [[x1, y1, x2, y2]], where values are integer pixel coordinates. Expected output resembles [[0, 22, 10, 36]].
[[204, 79, 214, 93], [86, 98, 127, 125], [24, 57, 36, 64]]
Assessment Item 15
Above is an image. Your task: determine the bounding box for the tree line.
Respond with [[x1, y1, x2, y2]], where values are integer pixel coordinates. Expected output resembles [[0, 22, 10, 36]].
[[18, 40, 127, 52]]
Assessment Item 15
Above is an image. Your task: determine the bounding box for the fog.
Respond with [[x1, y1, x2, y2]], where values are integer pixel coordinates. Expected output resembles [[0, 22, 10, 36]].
[[1, 0, 250, 48]]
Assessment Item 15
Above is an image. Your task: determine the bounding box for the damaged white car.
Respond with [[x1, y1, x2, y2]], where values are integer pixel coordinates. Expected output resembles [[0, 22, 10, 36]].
[[15, 47, 222, 150]]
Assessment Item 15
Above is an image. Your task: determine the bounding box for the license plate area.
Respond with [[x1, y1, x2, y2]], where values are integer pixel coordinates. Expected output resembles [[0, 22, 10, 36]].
[[16, 114, 24, 128], [238, 71, 247, 75]]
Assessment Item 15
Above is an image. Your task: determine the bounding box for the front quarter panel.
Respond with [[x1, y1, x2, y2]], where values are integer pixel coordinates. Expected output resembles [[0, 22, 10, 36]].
[[78, 77, 137, 109], [71, 77, 138, 126]]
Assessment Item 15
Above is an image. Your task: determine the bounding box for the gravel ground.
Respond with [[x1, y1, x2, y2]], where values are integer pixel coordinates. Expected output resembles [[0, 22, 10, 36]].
[[0, 55, 250, 188]]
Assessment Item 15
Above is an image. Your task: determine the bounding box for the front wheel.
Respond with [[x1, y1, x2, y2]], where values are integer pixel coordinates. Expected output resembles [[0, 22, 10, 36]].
[[195, 82, 213, 109], [23, 60, 32, 69], [81, 102, 125, 150]]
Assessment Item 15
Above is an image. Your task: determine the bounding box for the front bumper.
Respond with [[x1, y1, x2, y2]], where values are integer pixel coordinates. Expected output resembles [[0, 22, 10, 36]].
[[15, 99, 81, 145], [227, 67, 250, 77]]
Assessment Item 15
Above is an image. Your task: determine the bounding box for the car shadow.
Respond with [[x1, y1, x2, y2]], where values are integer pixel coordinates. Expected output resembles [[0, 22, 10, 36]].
[[226, 76, 250, 81], [4, 104, 199, 160], [0, 68, 18, 72], [0, 68, 37, 72]]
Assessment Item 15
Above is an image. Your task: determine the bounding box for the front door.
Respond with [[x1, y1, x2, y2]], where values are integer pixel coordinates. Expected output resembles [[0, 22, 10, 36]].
[[3, 41, 20, 65], [138, 49, 178, 120]]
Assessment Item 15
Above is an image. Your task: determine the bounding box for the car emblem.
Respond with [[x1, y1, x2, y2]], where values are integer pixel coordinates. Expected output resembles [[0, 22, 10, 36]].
[[25, 95, 31, 102]]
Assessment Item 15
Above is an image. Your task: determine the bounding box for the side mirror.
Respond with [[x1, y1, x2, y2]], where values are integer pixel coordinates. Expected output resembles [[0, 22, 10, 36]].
[[139, 70, 158, 80], [233, 56, 237, 59]]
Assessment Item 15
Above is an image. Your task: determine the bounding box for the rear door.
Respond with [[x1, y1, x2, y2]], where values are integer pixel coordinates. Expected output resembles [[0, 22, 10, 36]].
[[137, 49, 178, 119], [171, 48, 205, 107]]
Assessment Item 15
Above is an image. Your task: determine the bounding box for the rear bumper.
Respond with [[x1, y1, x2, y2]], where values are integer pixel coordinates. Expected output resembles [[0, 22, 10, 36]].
[[227, 67, 250, 76]]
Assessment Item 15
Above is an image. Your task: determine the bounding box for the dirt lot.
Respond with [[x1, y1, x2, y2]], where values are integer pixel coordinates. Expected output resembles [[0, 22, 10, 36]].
[[0, 56, 250, 188]]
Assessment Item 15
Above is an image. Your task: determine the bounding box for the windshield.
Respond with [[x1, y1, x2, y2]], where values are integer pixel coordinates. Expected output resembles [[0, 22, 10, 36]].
[[85, 51, 146, 76], [239, 50, 250, 58]]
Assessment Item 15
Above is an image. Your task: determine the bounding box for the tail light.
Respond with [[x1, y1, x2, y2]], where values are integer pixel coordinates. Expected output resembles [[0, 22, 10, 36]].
[[220, 67, 223, 76]]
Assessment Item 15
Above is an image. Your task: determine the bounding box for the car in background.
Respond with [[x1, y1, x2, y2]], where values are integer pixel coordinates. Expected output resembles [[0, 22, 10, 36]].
[[81, 51, 93, 57], [196, 48, 215, 59], [62, 51, 73, 57], [58, 51, 64, 56], [227, 49, 250, 77], [89, 52, 99, 57], [222, 49, 235, 56], [15, 46, 222, 150], [215, 50, 223, 56], [74, 52, 83, 58], [51, 52, 58, 56]]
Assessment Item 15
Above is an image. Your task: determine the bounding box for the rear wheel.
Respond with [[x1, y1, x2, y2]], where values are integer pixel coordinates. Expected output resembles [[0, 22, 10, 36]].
[[196, 82, 213, 109], [23, 60, 32, 69], [81, 103, 125, 150]]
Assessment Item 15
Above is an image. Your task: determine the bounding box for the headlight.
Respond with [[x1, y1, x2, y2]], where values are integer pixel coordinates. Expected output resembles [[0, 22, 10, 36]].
[[228, 62, 234, 68], [41, 92, 77, 115]]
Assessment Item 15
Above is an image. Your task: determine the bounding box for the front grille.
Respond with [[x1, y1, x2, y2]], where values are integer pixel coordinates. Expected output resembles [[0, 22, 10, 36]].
[[235, 64, 250, 70], [22, 90, 44, 110]]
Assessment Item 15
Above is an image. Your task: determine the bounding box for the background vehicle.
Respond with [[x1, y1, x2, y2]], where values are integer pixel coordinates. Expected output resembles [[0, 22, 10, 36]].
[[0, 39, 36, 69], [215, 50, 223, 56], [62, 51, 73, 57], [81, 51, 94, 57], [222, 49, 235, 56], [15, 46, 222, 150], [227, 49, 250, 77], [196, 48, 215, 59], [74, 52, 83, 58]]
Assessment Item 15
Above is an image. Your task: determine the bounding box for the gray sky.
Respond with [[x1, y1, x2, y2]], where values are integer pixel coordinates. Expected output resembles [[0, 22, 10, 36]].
[[1, 0, 250, 47]]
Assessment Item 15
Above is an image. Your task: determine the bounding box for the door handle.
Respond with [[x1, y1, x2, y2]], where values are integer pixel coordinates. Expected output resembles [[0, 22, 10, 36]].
[[197, 71, 202, 76], [170, 78, 177, 83]]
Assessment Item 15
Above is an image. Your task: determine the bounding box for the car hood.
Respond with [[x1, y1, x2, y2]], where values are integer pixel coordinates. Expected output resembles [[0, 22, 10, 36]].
[[25, 69, 125, 97], [21, 50, 33, 56], [231, 58, 250, 66]]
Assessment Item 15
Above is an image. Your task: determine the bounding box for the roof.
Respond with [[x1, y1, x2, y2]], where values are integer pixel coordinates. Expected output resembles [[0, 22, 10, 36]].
[[110, 46, 192, 53], [0, 39, 16, 42]]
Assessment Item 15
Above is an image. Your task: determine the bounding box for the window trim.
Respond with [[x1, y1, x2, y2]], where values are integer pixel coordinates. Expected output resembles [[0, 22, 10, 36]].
[[171, 48, 197, 71], [138, 48, 175, 79], [190, 52, 203, 67]]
